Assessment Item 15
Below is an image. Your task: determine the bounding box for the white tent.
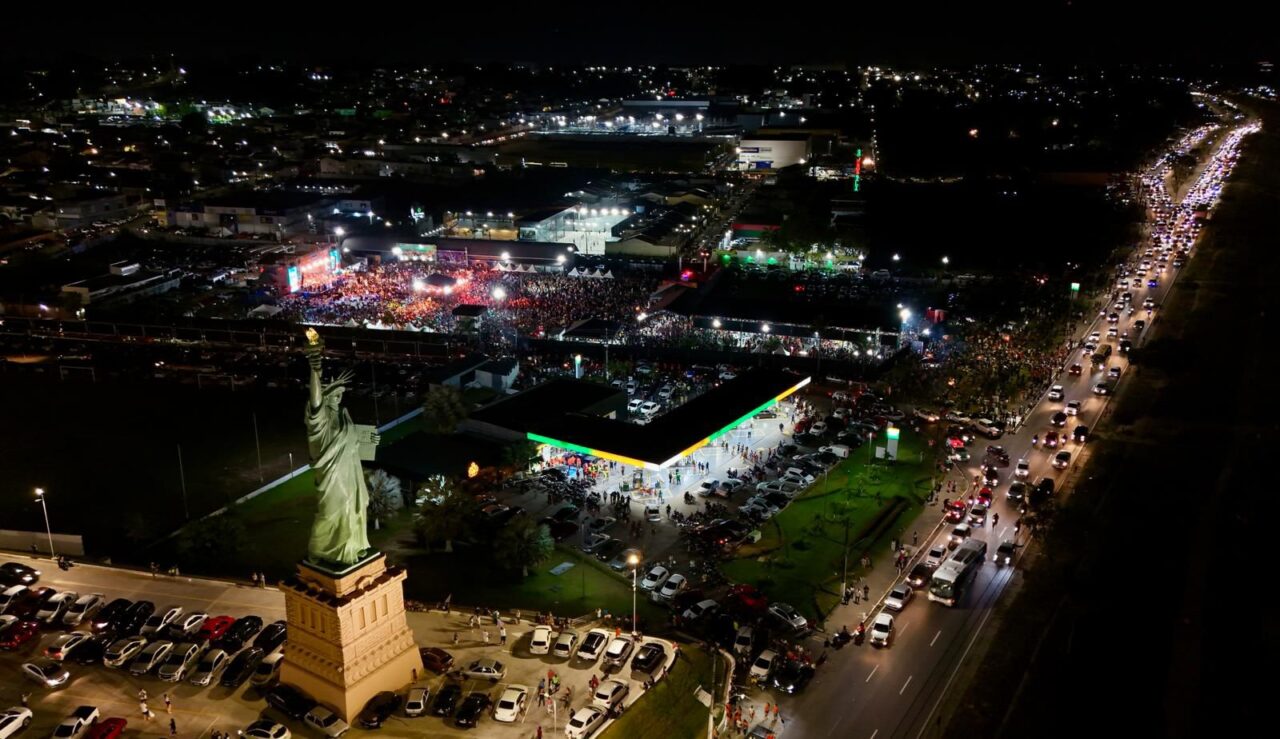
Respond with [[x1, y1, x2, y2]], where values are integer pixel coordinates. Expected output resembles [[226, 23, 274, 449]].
[[568, 267, 581, 277], [602, 270, 615, 279]]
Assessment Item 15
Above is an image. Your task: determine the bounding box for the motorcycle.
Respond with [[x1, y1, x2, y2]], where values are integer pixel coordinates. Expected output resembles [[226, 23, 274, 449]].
[[1031, 434, 1039, 447], [853, 623, 866, 646]]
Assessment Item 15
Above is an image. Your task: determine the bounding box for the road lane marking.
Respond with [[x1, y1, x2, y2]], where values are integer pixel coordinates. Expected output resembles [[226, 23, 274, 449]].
[[900, 675, 913, 695], [899, 621, 910, 637], [866, 664, 879, 682], [870, 729, 879, 739], [930, 630, 941, 647], [828, 706, 850, 736]]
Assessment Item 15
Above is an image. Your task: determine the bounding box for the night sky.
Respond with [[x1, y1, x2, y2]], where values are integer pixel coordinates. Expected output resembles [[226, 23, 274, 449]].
[[3, 1, 1273, 65]]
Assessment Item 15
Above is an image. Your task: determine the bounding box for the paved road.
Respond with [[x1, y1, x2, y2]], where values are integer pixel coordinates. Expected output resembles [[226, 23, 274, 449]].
[[770, 110, 1257, 739]]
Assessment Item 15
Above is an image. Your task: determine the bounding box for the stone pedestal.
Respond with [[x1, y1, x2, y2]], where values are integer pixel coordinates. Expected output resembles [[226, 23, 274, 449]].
[[279, 554, 423, 723]]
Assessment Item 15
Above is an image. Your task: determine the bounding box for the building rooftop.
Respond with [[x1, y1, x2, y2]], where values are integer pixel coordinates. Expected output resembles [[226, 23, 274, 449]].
[[526, 368, 811, 469]]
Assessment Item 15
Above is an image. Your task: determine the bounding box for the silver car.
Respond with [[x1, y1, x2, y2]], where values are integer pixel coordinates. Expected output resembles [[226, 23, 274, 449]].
[[188, 648, 229, 686], [158, 642, 204, 682]]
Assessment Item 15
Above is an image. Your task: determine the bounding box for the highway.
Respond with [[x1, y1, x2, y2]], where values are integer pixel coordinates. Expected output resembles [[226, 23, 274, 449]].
[[773, 109, 1259, 739]]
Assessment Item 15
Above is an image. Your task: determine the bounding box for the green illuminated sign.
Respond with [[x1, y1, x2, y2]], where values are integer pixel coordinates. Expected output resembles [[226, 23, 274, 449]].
[[886, 426, 900, 440], [1070, 282, 1081, 293]]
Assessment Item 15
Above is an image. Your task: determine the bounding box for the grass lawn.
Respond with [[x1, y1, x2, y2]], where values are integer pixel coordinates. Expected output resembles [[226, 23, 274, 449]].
[[399, 545, 669, 626], [604, 646, 722, 739], [721, 431, 935, 623]]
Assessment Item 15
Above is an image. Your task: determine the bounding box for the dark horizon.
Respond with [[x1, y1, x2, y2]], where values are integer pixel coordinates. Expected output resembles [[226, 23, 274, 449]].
[[4, 2, 1274, 67]]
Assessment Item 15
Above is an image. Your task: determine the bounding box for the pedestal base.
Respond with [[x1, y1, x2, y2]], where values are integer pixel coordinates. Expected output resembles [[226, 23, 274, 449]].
[[279, 554, 424, 723]]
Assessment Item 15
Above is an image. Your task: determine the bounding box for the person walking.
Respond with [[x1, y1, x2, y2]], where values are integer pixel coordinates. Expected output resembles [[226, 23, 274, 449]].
[[499, 625, 507, 645], [163, 693, 172, 713], [453, 631, 460, 646], [250, 572, 258, 588], [140, 702, 153, 721], [169, 718, 177, 736], [19, 693, 29, 707], [913, 530, 919, 546], [482, 630, 489, 645]]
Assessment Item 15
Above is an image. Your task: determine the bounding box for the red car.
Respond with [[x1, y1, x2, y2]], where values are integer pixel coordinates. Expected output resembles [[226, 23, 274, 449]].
[[943, 500, 968, 523], [197, 615, 235, 642], [419, 647, 454, 673], [1044, 431, 1060, 449], [8, 587, 57, 620], [84, 718, 127, 739], [0, 619, 40, 650], [727, 584, 768, 613], [1068, 363, 1083, 376], [976, 488, 994, 507]]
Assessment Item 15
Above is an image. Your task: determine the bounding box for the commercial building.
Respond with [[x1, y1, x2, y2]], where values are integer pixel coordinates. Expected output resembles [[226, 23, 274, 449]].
[[736, 134, 811, 170], [168, 191, 328, 238], [61, 261, 182, 307]]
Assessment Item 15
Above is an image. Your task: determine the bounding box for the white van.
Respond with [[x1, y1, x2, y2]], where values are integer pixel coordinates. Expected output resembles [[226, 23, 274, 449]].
[[820, 444, 851, 458]]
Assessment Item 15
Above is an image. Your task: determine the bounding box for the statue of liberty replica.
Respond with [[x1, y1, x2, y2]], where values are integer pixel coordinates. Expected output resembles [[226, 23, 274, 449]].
[[280, 329, 422, 723], [302, 328, 379, 570]]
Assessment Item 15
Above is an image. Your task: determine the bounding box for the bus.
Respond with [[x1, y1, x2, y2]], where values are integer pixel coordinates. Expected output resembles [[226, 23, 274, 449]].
[[928, 539, 988, 606]]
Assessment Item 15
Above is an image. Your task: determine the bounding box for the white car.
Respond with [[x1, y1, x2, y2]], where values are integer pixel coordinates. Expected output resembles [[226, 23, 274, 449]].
[[1065, 400, 1081, 416], [869, 612, 895, 648], [460, 658, 506, 681], [657, 385, 674, 400], [639, 401, 660, 416], [304, 705, 349, 737], [681, 599, 718, 621], [21, 658, 70, 688], [36, 592, 77, 624], [529, 626, 554, 655], [492, 685, 529, 722], [626, 399, 643, 413], [565, 706, 606, 739], [655, 574, 687, 601], [552, 630, 579, 659], [576, 629, 610, 663], [45, 631, 92, 661], [169, 612, 208, 638], [1047, 385, 1064, 402], [243, 720, 291, 739], [768, 603, 808, 631], [639, 566, 669, 591], [51, 707, 98, 739], [1015, 459, 1030, 479], [720, 479, 745, 493], [739, 502, 774, 521], [809, 421, 828, 435], [129, 640, 174, 677], [884, 584, 913, 612], [698, 479, 721, 495], [103, 635, 148, 669], [140, 605, 183, 636], [188, 648, 229, 686], [592, 678, 629, 710], [158, 642, 203, 682], [0, 707, 34, 739], [62, 594, 105, 627], [644, 505, 662, 522], [403, 688, 429, 718], [749, 649, 777, 682], [603, 636, 634, 668], [732, 626, 754, 655]]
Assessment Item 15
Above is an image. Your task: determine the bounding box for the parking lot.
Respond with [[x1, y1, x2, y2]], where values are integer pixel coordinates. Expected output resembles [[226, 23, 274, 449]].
[[0, 555, 673, 739]]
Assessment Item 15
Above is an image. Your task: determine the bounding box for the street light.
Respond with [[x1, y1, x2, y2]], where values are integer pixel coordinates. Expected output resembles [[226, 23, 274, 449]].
[[34, 488, 54, 557], [628, 553, 641, 634]]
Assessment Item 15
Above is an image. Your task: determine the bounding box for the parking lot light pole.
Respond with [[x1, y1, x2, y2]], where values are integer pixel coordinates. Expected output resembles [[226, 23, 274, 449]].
[[628, 553, 641, 635], [34, 487, 55, 557]]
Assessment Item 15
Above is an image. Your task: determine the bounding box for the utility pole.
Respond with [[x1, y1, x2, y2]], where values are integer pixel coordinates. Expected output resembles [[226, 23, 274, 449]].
[[252, 412, 264, 483], [176, 444, 190, 520]]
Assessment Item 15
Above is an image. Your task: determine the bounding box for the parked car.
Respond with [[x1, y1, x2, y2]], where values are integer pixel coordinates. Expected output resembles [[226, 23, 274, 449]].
[[22, 657, 70, 687], [749, 649, 777, 683], [358, 692, 402, 729], [454, 693, 489, 728], [419, 647, 454, 673], [529, 626, 553, 655], [158, 642, 204, 682], [770, 659, 816, 694], [576, 629, 609, 663], [264, 684, 315, 719], [117, 601, 155, 637], [165, 612, 208, 640], [629, 641, 667, 682], [459, 658, 506, 682], [403, 688, 430, 718], [140, 606, 183, 637], [603, 636, 634, 669], [655, 574, 688, 602], [197, 616, 235, 643], [62, 594, 105, 628], [252, 621, 287, 653], [81, 718, 125, 739], [768, 603, 808, 631], [639, 566, 669, 591], [128, 640, 174, 677], [303, 706, 348, 738], [90, 599, 131, 633], [592, 678, 629, 710], [36, 592, 77, 625], [188, 648, 230, 686], [45, 631, 92, 661], [242, 720, 290, 739], [564, 706, 606, 739], [250, 651, 284, 687], [492, 685, 529, 723], [552, 630, 579, 659], [431, 684, 462, 717], [51, 707, 98, 739], [103, 636, 148, 669], [219, 647, 264, 688], [215, 615, 263, 653]]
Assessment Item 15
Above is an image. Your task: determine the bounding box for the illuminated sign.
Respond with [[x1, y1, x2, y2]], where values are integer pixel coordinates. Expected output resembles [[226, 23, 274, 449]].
[[287, 265, 301, 293], [467, 461, 480, 478]]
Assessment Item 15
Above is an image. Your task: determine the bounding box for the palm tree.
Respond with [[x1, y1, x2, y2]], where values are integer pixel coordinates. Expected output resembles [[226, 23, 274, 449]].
[[413, 477, 477, 553], [493, 517, 554, 577]]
